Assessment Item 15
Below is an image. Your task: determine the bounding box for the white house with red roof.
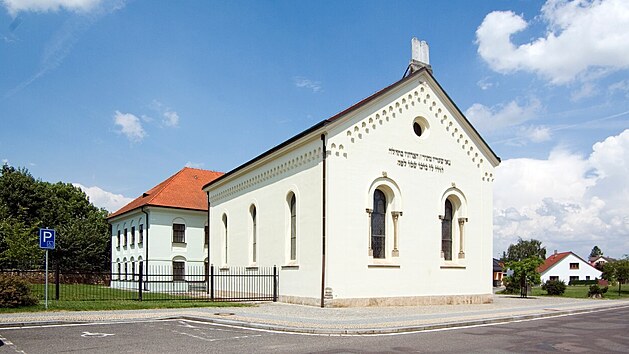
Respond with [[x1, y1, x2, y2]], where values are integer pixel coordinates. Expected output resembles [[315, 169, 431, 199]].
[[107, 167, 222, 289], [202, 39, 501, 307], [538, 251, 602, 284]]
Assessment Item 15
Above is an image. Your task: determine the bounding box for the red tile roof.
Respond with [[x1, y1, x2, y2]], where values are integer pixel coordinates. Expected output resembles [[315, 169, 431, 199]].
[[108, 167, 223, 219], [538, 251, 571, 273]]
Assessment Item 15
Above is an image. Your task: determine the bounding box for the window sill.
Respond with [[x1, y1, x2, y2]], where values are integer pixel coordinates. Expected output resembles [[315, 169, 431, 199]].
[[440, 264, 466, 269], [281, 265, 300, 270], [172, 242, 187, 246], [368, 264, 401, 268]]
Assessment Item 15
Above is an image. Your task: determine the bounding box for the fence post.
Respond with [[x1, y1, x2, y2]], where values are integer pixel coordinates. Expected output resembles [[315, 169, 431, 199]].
[[138, 262, 143, 301], [54, 263, 60, 300], [273, 265, 277, 302], [210, 264, 214, 302]]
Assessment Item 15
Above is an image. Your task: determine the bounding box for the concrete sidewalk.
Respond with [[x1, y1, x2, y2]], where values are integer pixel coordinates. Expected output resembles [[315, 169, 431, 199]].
[[1, 295, 628, 335]]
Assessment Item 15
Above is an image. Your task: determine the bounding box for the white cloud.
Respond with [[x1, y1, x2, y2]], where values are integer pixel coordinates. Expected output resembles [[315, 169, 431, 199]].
[[517, 125, 552, 143], [294, 77, 322, 93], [150, 100, 180, 127], [113, 111, 146, 142], [609, 80, 629, 97], [476, 77, 494, 90], [1, 158, 8, 165], [163, 111, 179, 127], [465, 98, 541, 133], [494, 129, 629, 258], [184, 161, 204, 169], [73, 183, 132, 212], [1, 0, 103, 16], [476, 0, 629, 84]]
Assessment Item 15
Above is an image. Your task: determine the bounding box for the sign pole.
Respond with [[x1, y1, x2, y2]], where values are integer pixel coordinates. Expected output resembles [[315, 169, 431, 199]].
[[39, 228, 55, 310], [45, 249, 49, 309]]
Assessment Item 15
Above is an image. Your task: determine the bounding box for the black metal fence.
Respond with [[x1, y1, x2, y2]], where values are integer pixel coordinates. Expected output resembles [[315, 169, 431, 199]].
[[0, 264, 278, 302]]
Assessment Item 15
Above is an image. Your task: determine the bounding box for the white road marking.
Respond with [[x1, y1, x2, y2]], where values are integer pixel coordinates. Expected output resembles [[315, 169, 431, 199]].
[[81, 331, 115, 338]]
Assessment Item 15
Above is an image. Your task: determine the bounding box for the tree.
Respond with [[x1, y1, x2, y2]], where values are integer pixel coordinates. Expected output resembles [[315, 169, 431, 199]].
[[602, 259, 629, 296], [589, 246, 603, 259], [504, 257, 544, 297], [0, 165, 110, 271], [501, 238, 546, 263]]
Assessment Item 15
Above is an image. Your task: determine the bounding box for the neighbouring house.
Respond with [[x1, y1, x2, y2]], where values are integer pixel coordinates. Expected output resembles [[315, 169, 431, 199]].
[[203, 38, 501, 307], [589, 255, 615, 270], [539, 251, 602, 284], [107, 167, 223, 289], [493, 258, 504, 287]]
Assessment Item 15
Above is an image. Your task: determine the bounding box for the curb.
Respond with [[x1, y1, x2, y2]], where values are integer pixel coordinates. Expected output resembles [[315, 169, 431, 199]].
[[175, 303, 629, 335], [2, 303, 628, 335]]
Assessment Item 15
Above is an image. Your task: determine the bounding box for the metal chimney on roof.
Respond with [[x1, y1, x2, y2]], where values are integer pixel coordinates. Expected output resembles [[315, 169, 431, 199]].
[[405, 37, 432, 77]]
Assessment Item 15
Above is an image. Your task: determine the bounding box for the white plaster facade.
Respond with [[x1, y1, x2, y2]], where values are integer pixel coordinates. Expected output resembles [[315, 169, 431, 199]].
[[204, 64, 500, 307], [109, 207, 209, 290], [541, 252, 602, 284]]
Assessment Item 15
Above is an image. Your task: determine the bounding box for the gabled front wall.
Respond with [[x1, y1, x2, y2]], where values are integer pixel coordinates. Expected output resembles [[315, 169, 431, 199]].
[[541, 254, 602, 283], [322, 74, 495, 303]]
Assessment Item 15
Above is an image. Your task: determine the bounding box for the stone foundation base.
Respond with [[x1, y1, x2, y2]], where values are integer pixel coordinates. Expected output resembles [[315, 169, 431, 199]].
[[279, 294, 493, 307]]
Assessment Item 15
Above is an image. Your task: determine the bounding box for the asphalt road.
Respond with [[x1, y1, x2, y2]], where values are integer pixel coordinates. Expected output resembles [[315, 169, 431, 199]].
[[1, 306, 628, 353]]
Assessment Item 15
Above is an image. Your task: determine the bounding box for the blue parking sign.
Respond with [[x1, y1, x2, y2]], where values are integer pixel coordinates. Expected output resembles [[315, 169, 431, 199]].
[[39, 228, 55, 250]]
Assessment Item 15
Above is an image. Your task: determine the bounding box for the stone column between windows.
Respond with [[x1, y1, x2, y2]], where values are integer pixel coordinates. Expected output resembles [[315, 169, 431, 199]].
[[458, 217, 468, 259], [391, 211, 402, 257], [366, 208, 373, 256], [438, 215, 444, 259]]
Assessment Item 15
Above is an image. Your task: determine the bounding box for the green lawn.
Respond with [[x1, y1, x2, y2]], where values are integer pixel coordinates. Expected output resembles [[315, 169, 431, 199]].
[[530, 284, 629, 299], [0, 283, 250, 313]]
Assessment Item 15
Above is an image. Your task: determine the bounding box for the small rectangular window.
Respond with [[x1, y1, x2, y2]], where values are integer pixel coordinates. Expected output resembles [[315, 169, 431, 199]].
[[586, 276, 591, 280], [173, 223, 185, 243], [570, 276, 579, 282], [139, 224, 144, 244], [570, 263, 579, 270], [550, 276, 559, 281], [131, 226, 136, 245], [173, 261, 185, 281]]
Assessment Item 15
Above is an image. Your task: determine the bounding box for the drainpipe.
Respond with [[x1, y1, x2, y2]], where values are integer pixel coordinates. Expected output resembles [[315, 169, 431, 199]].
[[207, 192, 211, 282], [320, 133, 327, 308], [141, 206, 149, 289]]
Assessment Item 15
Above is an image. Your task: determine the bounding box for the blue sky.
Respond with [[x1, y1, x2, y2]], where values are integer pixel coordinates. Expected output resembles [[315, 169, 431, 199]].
[[1, 0, 628, 259]]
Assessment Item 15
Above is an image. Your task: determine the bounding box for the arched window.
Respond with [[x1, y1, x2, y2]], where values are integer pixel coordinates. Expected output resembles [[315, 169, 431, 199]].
[[251, 205, 257, 264], [290, 194, 297, 261], [172, 257, 185, 281], [371, 189, 387, 259], [222, 214, 228, 264], [442, 199, 453, 261]]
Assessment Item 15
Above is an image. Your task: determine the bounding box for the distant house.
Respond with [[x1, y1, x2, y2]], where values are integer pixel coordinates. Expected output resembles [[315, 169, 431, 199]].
[[538, 251, 602, 284], [107, 167, 223, 288], [589, 255, 615, 270], [493, 258, 504, 287]]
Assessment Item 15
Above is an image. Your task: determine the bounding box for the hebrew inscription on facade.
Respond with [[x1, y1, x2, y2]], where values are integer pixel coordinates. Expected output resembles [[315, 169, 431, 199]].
[[389, 148, 451, 173]]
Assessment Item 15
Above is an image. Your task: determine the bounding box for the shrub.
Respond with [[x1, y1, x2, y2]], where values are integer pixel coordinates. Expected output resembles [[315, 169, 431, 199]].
[[502, 275, 520, 294], [542, 279, 567, 295], [588, 284, 608, 298], [0, 274, 38, 308], [568, 279, 597, 286]]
